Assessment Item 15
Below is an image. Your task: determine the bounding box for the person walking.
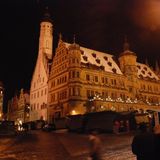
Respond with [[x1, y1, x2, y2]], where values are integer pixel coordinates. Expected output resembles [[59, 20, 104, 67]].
[[88, 131, 102, 160]]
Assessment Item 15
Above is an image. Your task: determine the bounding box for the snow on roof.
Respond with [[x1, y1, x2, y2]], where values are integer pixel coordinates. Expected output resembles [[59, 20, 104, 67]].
[[65, 42, 123, 75], [137, 63, 159, 80]]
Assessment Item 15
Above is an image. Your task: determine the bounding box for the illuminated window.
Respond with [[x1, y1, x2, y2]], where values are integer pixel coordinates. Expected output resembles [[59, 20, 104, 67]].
[[69, 88, 71, 96], [105, 78, 108, 84], [86, 74, 90, 81], [95, 76, 98, 82], [73, 87, 75, 96], [72, 71, 75, 78], [101, 77, 104, 83], [72, 58, 75, 63], [63, 76, 66, 82], [77, 71, 80, 78], [77, 88, 80, 96]]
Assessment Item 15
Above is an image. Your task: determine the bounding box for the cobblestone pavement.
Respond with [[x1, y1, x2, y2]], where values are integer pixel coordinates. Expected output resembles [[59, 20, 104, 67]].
[[0, 130, 136, 160]]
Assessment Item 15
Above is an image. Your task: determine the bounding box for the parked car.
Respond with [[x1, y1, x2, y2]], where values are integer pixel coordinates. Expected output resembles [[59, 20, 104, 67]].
[[42, 123, 55, 132]]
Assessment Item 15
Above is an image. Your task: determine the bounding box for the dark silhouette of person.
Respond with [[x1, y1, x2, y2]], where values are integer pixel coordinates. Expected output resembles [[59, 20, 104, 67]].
[[153, 125, 160, 160], [88, 131, 102, 160], [131, 123, 155, 160]]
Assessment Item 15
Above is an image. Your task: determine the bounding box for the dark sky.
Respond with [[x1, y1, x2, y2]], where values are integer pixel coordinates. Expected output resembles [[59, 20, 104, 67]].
[[0, 0, 160, 112]]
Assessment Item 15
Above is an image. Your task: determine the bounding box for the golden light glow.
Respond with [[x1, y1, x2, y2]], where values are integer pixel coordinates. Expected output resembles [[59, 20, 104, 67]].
[[71, 110, 76, 115], [132, 0, 160, 31]]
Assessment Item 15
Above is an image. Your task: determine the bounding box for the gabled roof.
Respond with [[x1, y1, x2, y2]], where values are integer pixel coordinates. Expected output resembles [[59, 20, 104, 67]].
[[137, 63, 159, 80], [65, 43, 123, 75]]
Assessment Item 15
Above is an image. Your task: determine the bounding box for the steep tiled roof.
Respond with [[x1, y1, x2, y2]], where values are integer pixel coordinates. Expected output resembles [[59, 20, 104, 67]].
[[137, 63, 159, 80], [64, 42, 159, 80], [65, 43, 123, 75]]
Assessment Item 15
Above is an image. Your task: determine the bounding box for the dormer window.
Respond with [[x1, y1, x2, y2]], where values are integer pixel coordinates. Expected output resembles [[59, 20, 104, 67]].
[[137, 65, 141, 69], [96, 59, 100, 64], [144, 67, 147, 71], [83, 56, 88, 61], [142, 70, 145, 74], [104, 56, 108, 61], [108, 61, 112, 67], [100, 65, 105, 70], [112, 68, 117, 73], [92, 53, 96, 58], [148, 72, 152, 76]]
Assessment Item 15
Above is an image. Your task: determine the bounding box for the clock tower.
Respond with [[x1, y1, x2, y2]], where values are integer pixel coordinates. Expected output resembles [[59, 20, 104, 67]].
[[118, 37, 138, 98]]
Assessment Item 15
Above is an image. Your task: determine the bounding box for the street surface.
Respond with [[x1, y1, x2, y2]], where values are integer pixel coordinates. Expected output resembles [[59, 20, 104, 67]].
[[0, 130, 136, 160]]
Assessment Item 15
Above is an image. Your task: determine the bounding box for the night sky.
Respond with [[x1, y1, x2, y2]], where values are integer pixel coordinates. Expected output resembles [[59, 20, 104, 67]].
[[0, 0, 160, 112]]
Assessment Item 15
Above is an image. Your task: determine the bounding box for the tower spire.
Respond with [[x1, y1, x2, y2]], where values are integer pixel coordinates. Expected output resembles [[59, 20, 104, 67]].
[[73, 34, 76, 44], [59, 33, 62, 41], [123, 35, 130, 51], [155, 60, 160, 73], [41, 6, 53, 23], [145, 58, 149, 66]]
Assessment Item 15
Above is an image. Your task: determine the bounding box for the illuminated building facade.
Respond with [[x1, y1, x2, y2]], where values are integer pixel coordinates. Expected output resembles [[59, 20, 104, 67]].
[[0, 81, 4, 120], [28, 9, 160, 123], [29, 8, 53, 122], [7, 89, 30, 124], [47, 35, 160, 122]]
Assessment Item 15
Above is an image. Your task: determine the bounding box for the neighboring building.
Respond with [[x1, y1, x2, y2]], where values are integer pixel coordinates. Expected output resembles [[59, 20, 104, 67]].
[[18, 89, 30, 123], [7, 89, 30, 124], [29, 8, 53, 122], [47, 35, 160, 122], [7, 93, 18, 122], [0, 81, 4, 120]]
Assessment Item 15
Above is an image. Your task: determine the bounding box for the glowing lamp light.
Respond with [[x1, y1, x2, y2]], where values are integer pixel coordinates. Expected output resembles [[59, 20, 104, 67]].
[[71, 110, 76, 115]]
